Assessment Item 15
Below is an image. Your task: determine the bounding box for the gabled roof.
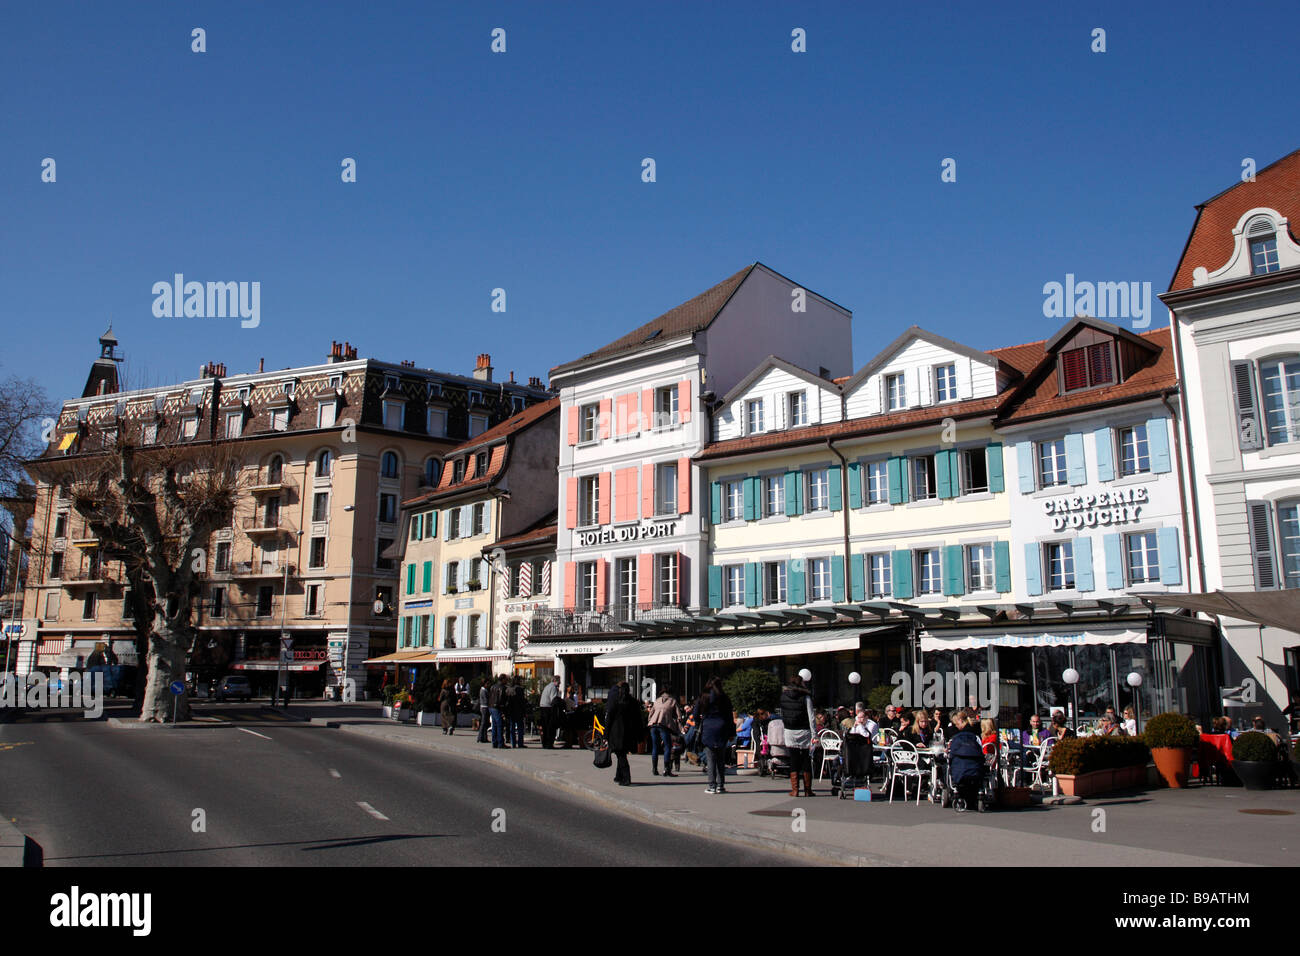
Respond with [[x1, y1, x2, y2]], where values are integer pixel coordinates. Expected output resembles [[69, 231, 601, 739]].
[[489, 514, 558, 554], [1042, 316, 1159, 356], [718, 355, 840, 407], [444, 396, 558, 457], [551, 265, 756, 376], [839, 326, 1015, 396]]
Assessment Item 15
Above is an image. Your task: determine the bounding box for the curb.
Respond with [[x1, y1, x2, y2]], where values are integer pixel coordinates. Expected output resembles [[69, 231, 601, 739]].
[[0, 819, 38, 867], [106, 717, 240, 729], [332, 722, 900, 867]]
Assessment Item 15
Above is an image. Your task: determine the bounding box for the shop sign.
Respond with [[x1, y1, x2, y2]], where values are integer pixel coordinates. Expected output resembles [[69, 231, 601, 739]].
[[405, 599, 433, 610], [454, 598, 473, 609], [504, 600, 547, 614], [1042, 486, 1148, 531], [577, 521, 677, 547]]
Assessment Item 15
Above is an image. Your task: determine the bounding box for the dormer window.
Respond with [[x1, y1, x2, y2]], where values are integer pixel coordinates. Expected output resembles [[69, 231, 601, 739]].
[[1252, 236, 1281, 275], [475, 451, 488, 476], [427, 381, 442, 400], [237, 386, 251, 403], [468, 390, 483, 406], [281, 380, 296, 397], [453, 458, 466, 483], [885, 373, 906, 411], [1060, 342, 1114, 392], [746, 398, 765, 434], [934, 364, 957, 402], [327, 375, 342, 391], [384, 375, 399, 392]]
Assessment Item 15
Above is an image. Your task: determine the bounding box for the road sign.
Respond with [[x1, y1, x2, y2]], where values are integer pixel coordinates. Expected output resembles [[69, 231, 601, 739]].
[[3, 622, 26, 639], [169, 681, 185, 696]]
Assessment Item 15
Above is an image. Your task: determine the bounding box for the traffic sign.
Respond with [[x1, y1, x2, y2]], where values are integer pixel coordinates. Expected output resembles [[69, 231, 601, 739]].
[[169, 681, 185, 696]]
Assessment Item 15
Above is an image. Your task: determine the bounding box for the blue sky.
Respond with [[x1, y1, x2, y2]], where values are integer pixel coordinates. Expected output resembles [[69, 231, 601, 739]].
[[4, 0, 1298, 402]]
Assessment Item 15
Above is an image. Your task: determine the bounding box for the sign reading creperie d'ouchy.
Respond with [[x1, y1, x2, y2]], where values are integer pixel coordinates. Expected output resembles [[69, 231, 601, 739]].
[[1042, 486, 1148, 531]]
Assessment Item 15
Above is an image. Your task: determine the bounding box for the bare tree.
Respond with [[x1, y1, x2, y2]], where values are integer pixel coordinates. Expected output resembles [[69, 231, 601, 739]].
[[35, 434, 241, 721], [0, 373, 51, 498]]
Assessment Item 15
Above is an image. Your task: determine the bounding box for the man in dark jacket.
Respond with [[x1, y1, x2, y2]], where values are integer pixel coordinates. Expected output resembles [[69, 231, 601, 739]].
[[477, 681, 491, 743], [487, 675, 508, 748], [605, 682, 645, 786], [506, 676, 528, 748], [946, 709, 984, 811]]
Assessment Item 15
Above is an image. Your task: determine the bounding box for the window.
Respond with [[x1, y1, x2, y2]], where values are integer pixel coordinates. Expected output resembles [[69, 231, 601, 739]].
[[869, 553, 892, 599], [886, 373, 906, 411], [512, 395, 525, 413], [1252, 236, 1281, 275], [269, 408, 289, 432], [44, 591, 59, 618], [807, 469, 830, 511], [1038, 439, 1068, 488], [448, 508, 461, 538], [264, 496, 281, 527], [724, 480, 743, 522], [453, 458, 466, 483], [615, 558, 637, 613], [468, 414, 488, 437], [378, 493, 397, 524], [468, 390, 483, 406], [1047, 541, 1075, 591], [746, 399, 765, 434], [579, 562, 598, 611], [427, 408, 447, 437], [268, 455, 283, 484], [281, 380, 296, 397], [911, 456, 936, 500], [383, 400, 404, 430], [54, 513, 67, 538], [210, 587, 225, 617], [764, 474, 785, 517], [934, 364, 957, 402], [967, 544, 994, 591], [467, 615, 481, 648], [788, 391, 808, 427], [305, 584, 322, 616], [725, 565, 744, 607], [1118, 425, 1150, 476], [472, 502, 486, 535], [215, 541, 230, 572], [424, 458, 440, 486], [49, 551, 63, 579], [309, 536, 327, 568], [381, 451, 400, 479], [657, 553, 678, 605], [312, 492, 329, 523], [916, 549, 942, 595], [443, 618, 456, 648], [317, 449, 333, 477], [961, 449, 988, 494], [376, 538, 394, 571], [475, 452, 488, 476], [656, 462, 678, 516], [509, 621, 521, 650], [1260, 357, 1300, 446], [426, 382, 441, 399], [183, 415, 200, 439], [1126, 531, 1160, 585], [1280, 504, 1300, 588], [317, 402, 336, 428], [1061, 343, 1114, 391], [225, 412, 243, 438], [579, 403, 599, 442], [865, 462, 888, 505], [764, 561, 787, 604], [579, 476, 600, 527], [655, 386, 679, 428], [809, 557, 831, 601], [82, 592, 97, 620]]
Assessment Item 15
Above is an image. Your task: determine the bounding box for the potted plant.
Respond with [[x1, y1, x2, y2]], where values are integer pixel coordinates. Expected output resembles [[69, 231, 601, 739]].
[[1142, 712, 1198, 788], [391, 689, 413, 721], [1048, 736, 1151, 797], [467, 578, 481, 591], [1229, 731, 1278, 791]]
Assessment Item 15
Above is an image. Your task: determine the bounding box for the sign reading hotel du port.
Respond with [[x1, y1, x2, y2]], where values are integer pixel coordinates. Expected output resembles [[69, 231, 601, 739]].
[[577, 521, 677, 548], [1042, 486, 1148, 531]]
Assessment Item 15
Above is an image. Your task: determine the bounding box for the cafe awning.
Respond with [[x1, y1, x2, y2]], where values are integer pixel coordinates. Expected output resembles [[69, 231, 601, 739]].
[[592, 627, 884, 668], [436, 649, 511, 664], [231, 658, 329, 672], [1138, 589, 1300, 633], [920, 625, 1147, 652], [363, 650, 427, 666]]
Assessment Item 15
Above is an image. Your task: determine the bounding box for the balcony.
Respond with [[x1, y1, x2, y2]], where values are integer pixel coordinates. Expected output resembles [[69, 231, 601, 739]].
[[71, 536, 99, 550], [528, 602, 689, 637], [247, 477, 293, 495], [241, 515, 283, 536], [61, 567, 118, 588], [232, 561, 296, 579]]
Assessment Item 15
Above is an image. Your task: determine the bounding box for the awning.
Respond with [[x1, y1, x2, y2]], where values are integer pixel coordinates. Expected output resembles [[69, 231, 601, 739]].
[[363, 650, 427, 665], [436, 649, 511, 664], [1139, 589, 1300, 633], [57, 432, 76, 450], [921, 625, 1148, 651], [230, 659, 329, 672], [523, 639, 631, 657], [592, 627, 882, 669]]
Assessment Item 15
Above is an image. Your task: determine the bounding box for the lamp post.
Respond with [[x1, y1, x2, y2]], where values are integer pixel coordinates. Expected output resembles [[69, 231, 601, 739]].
[[848, 671, 860, 710], [1127, 671, 1143, 733], [1063, 667, 1080, 731], [275, 528, 302, 707]]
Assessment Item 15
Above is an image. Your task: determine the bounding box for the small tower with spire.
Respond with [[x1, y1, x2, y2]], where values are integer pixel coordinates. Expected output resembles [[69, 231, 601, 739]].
[[82, 324, 123, 397]]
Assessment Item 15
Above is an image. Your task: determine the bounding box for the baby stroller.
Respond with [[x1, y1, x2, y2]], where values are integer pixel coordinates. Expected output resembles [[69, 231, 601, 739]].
[[831, 734, 874, 799], [760, 717, 790, 778], [940, 738, 1000, 812]]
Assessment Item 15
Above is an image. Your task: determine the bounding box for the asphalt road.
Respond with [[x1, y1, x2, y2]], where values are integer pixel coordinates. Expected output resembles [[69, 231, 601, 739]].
[[0, 707, 794, 867]]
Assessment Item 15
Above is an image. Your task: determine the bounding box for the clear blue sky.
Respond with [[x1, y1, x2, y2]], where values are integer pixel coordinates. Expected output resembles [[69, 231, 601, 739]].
[[4, 1, 1298, 402]]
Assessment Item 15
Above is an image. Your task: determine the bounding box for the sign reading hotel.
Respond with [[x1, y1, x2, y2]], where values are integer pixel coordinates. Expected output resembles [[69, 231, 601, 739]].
[[1043, 486, 1147, 531], [577, 521, 677, 548]]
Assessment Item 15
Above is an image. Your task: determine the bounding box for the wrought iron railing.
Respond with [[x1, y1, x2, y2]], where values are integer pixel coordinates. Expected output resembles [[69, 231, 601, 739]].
[[528, 601, 689, 636]]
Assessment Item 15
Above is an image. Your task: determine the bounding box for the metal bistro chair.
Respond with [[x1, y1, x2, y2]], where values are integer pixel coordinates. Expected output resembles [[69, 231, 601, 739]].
[[887, 740, 924, 804], [818, 730, 843, 780], [1020, 739, 1056, 791]]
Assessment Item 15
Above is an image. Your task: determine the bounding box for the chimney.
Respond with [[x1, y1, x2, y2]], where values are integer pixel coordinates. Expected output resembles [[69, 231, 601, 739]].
[[527, 376, 543, 389], [509, 370, 515, 383], [327, 341, 357, 363], [258, 357, 264, 373], [400, 359, 415, 368], [200, 361, 227, 379], [474, 353, 493, 382]]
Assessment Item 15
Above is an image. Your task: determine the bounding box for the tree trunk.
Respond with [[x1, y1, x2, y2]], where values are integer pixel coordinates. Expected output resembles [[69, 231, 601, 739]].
[[140, 625, 190, 722]]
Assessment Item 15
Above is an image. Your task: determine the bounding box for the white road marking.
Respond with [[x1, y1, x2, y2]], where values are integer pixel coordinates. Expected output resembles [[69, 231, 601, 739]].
[[329, 769, 341, 778], [357, 801, 388, 821], [238, 728, 271, 740]]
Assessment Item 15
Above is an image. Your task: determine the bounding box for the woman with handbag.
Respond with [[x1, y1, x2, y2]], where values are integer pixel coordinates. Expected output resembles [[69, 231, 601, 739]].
[[605, 681, 644, 786], [695, 676, 734, 795], [780, 674, 817, 796], [647, 684, 683, 777], [437, 679, 457, 736]]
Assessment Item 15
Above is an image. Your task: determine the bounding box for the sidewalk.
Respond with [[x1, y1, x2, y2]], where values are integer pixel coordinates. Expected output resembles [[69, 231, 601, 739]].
[[278, 704, 1283, 866]]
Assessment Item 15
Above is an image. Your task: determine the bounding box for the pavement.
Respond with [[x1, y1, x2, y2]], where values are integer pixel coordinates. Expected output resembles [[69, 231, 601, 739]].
[[254, 701, 1300, 867]]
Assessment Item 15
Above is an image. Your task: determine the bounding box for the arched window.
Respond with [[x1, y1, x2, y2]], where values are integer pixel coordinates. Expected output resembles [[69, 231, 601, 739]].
[[1248, 216, 1281, 275], [381, 451, 400, 479], [267, 455, 283, 484], [317, 449, 333, 477], [424, 457, 440, 487]]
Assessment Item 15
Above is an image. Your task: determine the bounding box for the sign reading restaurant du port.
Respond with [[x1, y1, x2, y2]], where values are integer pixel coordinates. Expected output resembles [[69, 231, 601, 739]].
[[577, 520, 678, 548], [1042, 486, 1148, 531]]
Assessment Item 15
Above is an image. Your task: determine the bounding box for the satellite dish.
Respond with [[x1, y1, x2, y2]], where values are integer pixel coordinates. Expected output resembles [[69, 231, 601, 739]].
[[372, 599, 386, 615]]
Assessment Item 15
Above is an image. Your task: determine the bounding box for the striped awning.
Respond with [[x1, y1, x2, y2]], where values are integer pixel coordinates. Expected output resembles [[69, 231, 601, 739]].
[[436, 649, 511, 664], [363, 650, 428, 665], [593, 627, 884, 668]]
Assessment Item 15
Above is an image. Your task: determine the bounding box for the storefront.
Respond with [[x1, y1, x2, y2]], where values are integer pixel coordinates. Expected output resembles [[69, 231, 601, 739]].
[[520, 637, 632, 700]]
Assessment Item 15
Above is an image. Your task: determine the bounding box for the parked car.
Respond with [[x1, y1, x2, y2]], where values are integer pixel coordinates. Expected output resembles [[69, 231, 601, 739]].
[[215, 675, 253, 701]]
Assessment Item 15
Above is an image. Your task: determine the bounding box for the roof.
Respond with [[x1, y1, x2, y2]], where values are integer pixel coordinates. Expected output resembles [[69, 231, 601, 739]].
[[718, 355, 840, 407], [489, 520, 557, 554], [550, 265, 756, 375], [1169, 148, 1300, 292], [840, 326, 1011, 396], [444, 396, 558, 456]]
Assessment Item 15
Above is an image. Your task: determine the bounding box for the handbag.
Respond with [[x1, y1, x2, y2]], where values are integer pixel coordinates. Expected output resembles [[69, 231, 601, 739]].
[[592, 743, 612, 769]]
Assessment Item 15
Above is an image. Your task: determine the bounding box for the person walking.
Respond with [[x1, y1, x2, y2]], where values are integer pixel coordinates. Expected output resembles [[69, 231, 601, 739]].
[[647, 685, 683, 777], [476, 680, 491, 743], [780, 674, 817, 797], [437, 679, 457, 735], [605, 681, 644, 786], [696, 676, 734, 794], [506, 676, 528, 748], [487, 674, 508, 748], [539, 675, 562, 748]]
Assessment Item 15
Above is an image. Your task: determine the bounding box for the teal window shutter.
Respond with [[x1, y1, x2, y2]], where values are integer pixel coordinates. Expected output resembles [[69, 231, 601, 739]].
[[993, 541, 1011, 592], [950, 450, 962, 497], [787, 559, 806, 605], [784, 471, 800, 516], [1074, 537, 1094, 592], [710, 481, 722, 524], [1094, 428, 1115, 482], [936, 449, 954, 499], [1148, 418, 1172, 474], [742, 477, 757, 521], [708, 565, 723, 609], [1024, 543, 1043, 596], [850, 554, 866, 602], [828, 465, 842, 511], [831, 555, 845, 601], [422, 560, 432, 592], [887, 457, 904, 505], [942, 544, 964, 595], [1016, 442, 1035, 493], [847, 462, 862, 509], [744, 562, 760, 607], [398, 616, 407, 647], [1158, 527, 1182, 585], [1065, 432, 1087, 485], [1103, 533, 1124, 590], [406, 563, 416, 595], [986, 444, 1004, 494], [891, 550, 913, 599]]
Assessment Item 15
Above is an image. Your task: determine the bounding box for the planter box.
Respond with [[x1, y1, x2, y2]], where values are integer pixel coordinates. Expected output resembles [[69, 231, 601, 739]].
[[1231, 759, 1275, 791], [998, 786, 1033, 808], [1151, 746, 1191, 788], [1054, 765, 1148, 798], [381, 705, 393, 719]]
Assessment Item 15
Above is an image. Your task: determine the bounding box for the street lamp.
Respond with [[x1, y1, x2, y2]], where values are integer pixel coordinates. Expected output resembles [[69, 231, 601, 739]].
[[1127, 671, 1143, 733], [1063, 667, 1080, 730]]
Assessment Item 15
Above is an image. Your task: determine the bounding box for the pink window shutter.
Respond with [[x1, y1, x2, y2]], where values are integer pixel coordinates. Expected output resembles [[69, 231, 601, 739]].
[[567, 406, 579, 445], [678, 379, 692, 423], [677, 551, 689, 606], [598, 471, 611, 525], [598, 398, 612, 440], [677, 457, 690, 514], [565, 477, 578, 529], [642, 463, 655, 517], [595, 559, 607, 607], [614, 394, 626, 437], [563, 562, 576, 609], [638, 552, 654, 605], [614, 467, 634, 522], [641, 388, 653, 432]]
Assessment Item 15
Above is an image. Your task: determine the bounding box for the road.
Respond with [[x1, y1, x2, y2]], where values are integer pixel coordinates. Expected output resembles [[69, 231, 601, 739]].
[[0, 706, 794, 867]]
